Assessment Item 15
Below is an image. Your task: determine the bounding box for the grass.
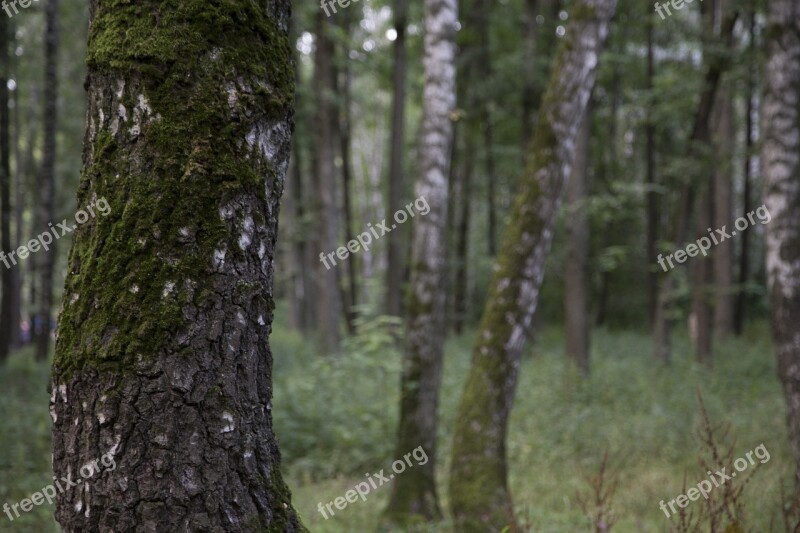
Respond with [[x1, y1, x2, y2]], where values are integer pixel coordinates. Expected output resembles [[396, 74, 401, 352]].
[[0, 320, 790, 532]]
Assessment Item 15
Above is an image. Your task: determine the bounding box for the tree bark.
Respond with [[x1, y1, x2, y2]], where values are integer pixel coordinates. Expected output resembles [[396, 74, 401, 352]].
[[50, 1, 304, 530], [645, 17, 659, 328], [386, 0, 408, 317], [384, 0, 457, 523], [338, 50, 358, 335], [565, 102, 592, 376], [448, 0, 616, 528], [35, 0, 58, 361], [10, 36, 23, 350], [763, 0, 800, 485]]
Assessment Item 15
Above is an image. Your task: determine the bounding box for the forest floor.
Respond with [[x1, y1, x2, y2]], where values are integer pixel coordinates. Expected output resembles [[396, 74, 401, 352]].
[[0, 319, 789, 532]]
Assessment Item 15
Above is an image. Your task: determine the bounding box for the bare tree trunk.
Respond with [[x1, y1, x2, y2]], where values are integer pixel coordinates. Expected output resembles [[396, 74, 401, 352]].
[[339, 54, 358, 334], [313, 11, 340, 350], [763, 0, 800, 486], [386, 0, 408, 317], [691, 185, 714, 365], [10, 38, 23, 350], [645, 17, 659, 328], [50, 1, 305, 530], [735, 8, 756, 336], [565, 102, 592, 376], [448, 0, 616, 528], [35, 0, 58, 362], [384, 0, 457, 523], [0, 11, 11, 362]]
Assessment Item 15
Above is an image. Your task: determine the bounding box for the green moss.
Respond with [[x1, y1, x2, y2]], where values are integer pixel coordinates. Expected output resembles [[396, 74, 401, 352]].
[[53, 0, 295, 379]]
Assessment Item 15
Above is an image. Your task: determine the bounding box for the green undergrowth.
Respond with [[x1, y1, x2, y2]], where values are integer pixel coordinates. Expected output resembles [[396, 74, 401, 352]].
[[0, 320, 790, 532]]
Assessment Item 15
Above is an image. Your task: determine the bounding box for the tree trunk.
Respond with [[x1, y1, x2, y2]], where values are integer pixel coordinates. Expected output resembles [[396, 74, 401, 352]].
[[339, 53, 358, 335], [0, 11, 11, 362], [50, 1, 304, 530], [763, 0, 800, 485], [313, 11, 340, 350], [35, 0, 58, 362], [735, 9, 756, 336], [384, 0, 457, 523], [386, 0, 408, 317], [565, 102, 592, 376], [448, 0, 616, 528], [691, 185, 714, 365], [645, 17, 659, 328], [10, 38, 23, 350]]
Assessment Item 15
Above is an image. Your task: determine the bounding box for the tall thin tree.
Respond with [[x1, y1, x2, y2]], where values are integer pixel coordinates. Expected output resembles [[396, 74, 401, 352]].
[[449, 0, 617, 527], [0, 9, 11, 362], [384, 0, 457, 523], [763, 0, 800, 486]]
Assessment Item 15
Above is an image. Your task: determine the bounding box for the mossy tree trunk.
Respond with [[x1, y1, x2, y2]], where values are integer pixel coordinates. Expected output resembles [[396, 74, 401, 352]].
[[448, 0, 616, 529], [50, 1, 304, 531], [384, 0, 457, 524], [763, 0, 800, 486]]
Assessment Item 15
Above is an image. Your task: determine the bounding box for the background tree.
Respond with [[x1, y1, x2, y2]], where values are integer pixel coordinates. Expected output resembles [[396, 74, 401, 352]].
[[448, 0, 617, 527]]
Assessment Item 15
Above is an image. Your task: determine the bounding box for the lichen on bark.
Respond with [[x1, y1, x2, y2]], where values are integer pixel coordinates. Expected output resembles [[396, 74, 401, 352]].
[[50, 1, 304, 531]]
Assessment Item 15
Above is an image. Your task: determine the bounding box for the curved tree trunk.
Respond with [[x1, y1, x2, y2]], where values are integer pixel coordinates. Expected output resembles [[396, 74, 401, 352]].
[[50, 1, 304, 530], [763, 0, 800, 485], [384, 0, 457, 523], [448, 0, 616, 528]]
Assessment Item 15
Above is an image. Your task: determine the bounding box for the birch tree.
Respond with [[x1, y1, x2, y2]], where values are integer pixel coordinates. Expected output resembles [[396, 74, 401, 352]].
[[448, 0, 617, 528], [384, 0, 457, 523], [50, 1, 304, 530], [763, 0, 800, 485]]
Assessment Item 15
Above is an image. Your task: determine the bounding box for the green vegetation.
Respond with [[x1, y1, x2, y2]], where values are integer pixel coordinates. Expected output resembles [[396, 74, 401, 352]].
[[0, 319, 788, 532]]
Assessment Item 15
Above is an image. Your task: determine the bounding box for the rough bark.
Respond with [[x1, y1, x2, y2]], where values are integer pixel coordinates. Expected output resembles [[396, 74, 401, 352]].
[[565, 103, 591, 376], [313, 11, 340, 350], [0, 11, 11, 362], [448, 0, 616, 528], [50, 1, 304, 530], [384, 0, 457, 523], [763, 0, 800, 485], [386, 0, 408, 317]]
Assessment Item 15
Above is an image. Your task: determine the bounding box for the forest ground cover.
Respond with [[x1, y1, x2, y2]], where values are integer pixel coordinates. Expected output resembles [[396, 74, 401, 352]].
[[0, 316, 789, 532]]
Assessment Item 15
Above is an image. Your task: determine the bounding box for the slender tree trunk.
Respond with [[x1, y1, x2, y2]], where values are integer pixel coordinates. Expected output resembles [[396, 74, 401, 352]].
[[763, 0, 800, 486], [35, 0, 58, 361], [0, 11, 11, 362], [521, 0, 539, 150], [645, 17, 659, 328], [10, 39, 22, 350], [339, 56, 358, 334], [713, 85, 734, 338], [384, 0, 457, 523], [313, 11, 340, 350], [565, 102, 592, 376], [691, 185, 714, 365], [735, 8, 756, 335], [50, 1, 304, 530], [452, 145, 472, 334], [449, 0, 616, 528], [386, 0, 408, 317]]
